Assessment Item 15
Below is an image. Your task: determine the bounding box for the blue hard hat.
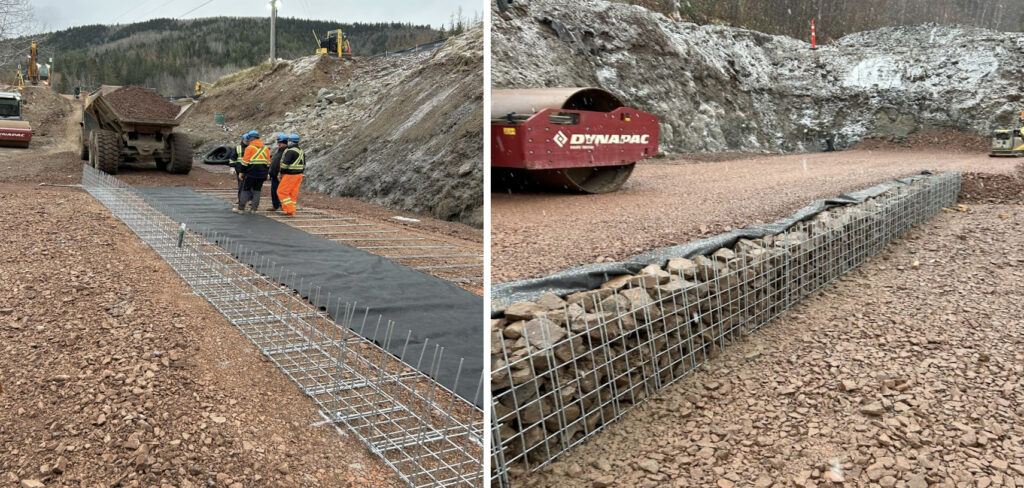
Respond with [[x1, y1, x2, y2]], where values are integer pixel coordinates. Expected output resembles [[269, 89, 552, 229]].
[[288, 133, 300, 143], [248, 130, 259, 139], [276, 134, 288, 143]]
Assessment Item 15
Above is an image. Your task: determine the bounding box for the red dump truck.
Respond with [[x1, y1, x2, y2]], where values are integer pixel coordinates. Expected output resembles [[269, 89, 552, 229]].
[[491, 87, 659, 193], [0, 92, 32, 148], [81, 85, 191, 174]]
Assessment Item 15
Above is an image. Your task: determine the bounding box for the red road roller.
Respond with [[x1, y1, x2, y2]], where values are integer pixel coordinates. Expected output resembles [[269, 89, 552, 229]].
[[0, 91, 32, 148], [491, 87, 659, 193]]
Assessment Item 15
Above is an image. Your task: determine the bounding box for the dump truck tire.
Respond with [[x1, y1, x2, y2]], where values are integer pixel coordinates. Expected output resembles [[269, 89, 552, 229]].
[[166, 133, 192, 174], [93, 130, 120, 174]]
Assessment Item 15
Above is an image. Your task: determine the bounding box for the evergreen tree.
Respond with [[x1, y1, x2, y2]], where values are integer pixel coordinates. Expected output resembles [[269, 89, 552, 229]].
[[3, 16, 443, 96]]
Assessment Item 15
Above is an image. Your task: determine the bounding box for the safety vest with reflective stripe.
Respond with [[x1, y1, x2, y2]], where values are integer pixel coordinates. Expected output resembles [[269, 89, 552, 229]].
[[281, 147, 305, 174], [245, 146, 270, 166], [234, 145, 245, 167]]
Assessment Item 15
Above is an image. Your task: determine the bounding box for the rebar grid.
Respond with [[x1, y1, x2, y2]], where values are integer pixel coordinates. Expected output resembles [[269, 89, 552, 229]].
[[490, 172, 961, 486], [81, 165, 484, 488], [194, 188, 484, 284]]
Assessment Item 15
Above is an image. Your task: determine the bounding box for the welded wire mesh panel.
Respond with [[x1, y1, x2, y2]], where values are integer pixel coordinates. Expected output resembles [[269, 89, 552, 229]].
[[490, 171, 961, 487], [82, 165, 483, 488]]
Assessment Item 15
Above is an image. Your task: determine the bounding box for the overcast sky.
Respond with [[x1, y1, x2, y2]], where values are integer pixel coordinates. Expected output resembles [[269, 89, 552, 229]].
[[30, 0, 483, 32]]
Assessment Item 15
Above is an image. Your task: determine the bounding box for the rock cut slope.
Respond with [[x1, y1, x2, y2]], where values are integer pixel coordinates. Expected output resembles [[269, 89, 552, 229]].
[[181, 27, 483, 227], [492, 0, 1024, 154]]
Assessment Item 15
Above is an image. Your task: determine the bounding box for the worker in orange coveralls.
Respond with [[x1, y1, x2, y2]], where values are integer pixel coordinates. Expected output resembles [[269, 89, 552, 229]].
[[276, 133, 305, 216]]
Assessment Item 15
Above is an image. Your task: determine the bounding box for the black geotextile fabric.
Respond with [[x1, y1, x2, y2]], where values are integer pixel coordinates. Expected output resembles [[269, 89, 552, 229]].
[[492, 171, 937, 315], [135, 186, 483, 406]]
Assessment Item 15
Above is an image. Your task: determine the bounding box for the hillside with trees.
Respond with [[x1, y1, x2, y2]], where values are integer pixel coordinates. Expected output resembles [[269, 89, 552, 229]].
[[615, 0, 1024, 41], [1, 16, 452, 96]]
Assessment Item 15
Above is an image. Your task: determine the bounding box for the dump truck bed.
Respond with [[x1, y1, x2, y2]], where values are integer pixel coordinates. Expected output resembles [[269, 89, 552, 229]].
[[86, 85, 182, 128]]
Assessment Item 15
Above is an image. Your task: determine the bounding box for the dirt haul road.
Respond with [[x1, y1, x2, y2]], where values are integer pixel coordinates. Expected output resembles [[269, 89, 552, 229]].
[[522, 201, 1024, 488], [491, 148, 1019, 283]]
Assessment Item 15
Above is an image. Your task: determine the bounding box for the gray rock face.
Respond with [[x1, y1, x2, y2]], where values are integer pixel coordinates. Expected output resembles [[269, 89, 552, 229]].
[[493, 0, 1024, 154], [302, 28, 484, 227]]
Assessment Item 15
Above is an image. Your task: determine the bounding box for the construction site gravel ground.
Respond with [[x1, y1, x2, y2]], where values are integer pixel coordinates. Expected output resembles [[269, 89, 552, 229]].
[[517, 201, 1024, 488], [0, 65, 483, 486], [491, 147, 1020, 283], [0, 186, 403, 488]]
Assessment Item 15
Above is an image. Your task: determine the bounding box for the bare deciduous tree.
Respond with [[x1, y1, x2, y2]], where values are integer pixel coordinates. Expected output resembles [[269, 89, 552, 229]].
[[667, 0, 1024, 41], [0, 0, 35, 71], [0, 0, 32, 39]]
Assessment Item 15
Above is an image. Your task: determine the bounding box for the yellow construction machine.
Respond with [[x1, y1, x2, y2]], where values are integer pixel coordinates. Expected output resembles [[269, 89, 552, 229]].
[[991, 110, 1024, 157], [21, 42, 53, 87], [26, 42, 39, 84], [313, 29, 352, 57], [194, 81, 212, 97]]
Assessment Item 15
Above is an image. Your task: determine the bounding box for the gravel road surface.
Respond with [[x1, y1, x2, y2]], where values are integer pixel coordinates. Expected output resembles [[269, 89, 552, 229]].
[[492, 149, 1017, 283]]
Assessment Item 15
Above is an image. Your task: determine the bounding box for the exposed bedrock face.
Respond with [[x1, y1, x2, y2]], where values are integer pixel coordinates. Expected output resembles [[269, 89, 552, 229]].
[[492, 0, 1024, 154], [302, 28, 484, 228], [189, 28, 484, 228]]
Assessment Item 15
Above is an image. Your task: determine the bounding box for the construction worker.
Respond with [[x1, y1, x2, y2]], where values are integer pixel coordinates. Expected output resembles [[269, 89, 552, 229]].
[[277, 133, 305, 216], [268, 134, 287, 212], [236, 130, 271, 214], [227, 133, 250, 210]]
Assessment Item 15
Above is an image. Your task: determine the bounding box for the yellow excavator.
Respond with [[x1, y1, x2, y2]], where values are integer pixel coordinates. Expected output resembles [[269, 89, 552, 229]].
[[26, 42, 39, 84], [194, 81, 212, 97], [313, 29, 352, 57], [21, 42, 53, 87]]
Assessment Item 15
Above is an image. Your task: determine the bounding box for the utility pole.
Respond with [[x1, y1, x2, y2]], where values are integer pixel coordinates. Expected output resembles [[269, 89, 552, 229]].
[[269, 0, 278, 61]]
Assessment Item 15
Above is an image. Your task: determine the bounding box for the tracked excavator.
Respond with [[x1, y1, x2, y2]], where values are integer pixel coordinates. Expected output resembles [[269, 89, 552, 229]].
[[22, 42, 53, 87], [194, 81, 212, 97], [314, 29, 352, 57], [491, 87, 659, 193], [25, 43, 39, 85]]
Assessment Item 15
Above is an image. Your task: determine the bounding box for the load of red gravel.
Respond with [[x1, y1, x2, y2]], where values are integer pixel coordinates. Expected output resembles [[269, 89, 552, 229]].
[[101, 85, 180, 121]]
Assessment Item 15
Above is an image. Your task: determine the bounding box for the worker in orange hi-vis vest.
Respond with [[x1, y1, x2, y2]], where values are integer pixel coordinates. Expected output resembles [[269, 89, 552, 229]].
[[277, 133, 305, 216], [236, 131, 271, 214]]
